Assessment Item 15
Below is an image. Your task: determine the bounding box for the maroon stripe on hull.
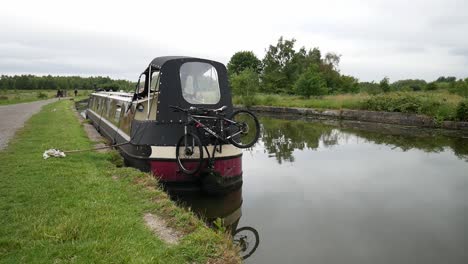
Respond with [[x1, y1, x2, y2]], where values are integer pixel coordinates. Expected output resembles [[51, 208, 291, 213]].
[[150, 156, 242, 182]]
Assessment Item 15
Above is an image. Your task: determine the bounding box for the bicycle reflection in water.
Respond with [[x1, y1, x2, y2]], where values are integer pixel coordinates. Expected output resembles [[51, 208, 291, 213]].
[[233, 226, 260, 260], [169, 188, 260, 260]]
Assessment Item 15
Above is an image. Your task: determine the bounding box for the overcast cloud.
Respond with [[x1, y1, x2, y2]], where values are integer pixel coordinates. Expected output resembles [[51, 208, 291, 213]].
[[0, 0, 467, 81]]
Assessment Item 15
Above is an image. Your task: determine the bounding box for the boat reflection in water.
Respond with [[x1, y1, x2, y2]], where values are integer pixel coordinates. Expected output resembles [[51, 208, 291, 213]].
[[170, 188, 260, 260]]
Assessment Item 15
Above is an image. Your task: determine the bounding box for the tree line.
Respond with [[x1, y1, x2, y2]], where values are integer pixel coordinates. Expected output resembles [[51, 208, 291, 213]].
[[228, 37, 468, 99], [0, 75, 134, 91]]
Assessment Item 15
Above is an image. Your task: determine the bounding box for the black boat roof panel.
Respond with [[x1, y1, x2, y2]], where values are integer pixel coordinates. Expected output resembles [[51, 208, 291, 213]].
[[149, 56, 194, 69]]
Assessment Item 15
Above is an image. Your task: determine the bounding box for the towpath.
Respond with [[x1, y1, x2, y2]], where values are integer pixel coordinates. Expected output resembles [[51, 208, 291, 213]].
[[0, 99, 58, 150]]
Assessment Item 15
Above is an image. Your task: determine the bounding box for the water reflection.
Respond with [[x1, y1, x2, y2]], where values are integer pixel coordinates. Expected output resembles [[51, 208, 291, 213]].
[[259, 116, 468, 163], [240, 115, 468, 264], [170, 116, 467, 263], [170, 189, 260, 260]]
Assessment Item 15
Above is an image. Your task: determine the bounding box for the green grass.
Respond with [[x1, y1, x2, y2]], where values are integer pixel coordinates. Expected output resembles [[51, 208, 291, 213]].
[[0, 90, 93, 105], [0, 100, 239, 263], [235, 91, 465, 121]]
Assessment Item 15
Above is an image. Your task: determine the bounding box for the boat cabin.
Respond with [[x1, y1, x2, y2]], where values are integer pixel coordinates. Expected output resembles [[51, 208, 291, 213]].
[[86, 56, 242, 193]]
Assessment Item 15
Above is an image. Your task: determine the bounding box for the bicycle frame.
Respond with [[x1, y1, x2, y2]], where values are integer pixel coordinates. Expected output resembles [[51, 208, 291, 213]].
[[182, 112, 242, 165], [188, 113, 244, 142]]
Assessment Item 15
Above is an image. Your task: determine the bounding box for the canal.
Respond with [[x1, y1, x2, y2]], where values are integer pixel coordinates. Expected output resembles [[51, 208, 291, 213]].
[[182, 115, 468, 264], [79, 98, 468, 263]]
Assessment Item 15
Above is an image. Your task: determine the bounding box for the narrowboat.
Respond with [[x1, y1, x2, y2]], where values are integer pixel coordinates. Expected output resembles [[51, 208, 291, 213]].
[[86, 56, 252, 193]]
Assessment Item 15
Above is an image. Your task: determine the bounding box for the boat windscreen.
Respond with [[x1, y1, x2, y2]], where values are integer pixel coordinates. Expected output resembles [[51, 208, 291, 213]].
[[180, 62, 220, 105]]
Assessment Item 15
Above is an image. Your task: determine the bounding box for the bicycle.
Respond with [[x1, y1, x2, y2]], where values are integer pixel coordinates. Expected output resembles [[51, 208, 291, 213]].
[[170, 105, 260, 175]]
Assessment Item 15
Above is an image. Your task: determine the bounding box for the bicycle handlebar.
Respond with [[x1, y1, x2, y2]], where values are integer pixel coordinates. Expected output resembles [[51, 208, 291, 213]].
[[169, 105, 227, 114], [169, 105, 186, 112]]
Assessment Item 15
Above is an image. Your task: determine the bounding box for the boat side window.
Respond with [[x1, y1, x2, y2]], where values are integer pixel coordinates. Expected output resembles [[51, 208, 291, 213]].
[[150, 71, 160, 92], [136, 74, 147, 98], [115, 103, 122, 124], [180, 62, 220, 105]]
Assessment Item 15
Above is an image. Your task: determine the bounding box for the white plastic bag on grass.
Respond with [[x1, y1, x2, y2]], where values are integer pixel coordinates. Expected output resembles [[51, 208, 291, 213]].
[[43, 149, 66, 159]]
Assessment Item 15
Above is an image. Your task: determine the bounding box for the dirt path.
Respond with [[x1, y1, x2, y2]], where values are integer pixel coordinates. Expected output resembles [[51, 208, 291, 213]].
[[0, 98, 59, 150]]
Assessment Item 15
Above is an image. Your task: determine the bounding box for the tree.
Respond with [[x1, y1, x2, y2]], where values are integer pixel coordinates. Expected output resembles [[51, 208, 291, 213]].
[[294, 65, 327, 98], [426, 82, 437, 91], [319, 52, 342, 93], [359, 81, 381, 94], [227, 51, 261, 76], [380, 77, 390, 93], [391, 79, 427, 91], [309, 48, 322, 65], [230, 68, 260, 106], [261, 37, 297, 93], [446, 76, 457, 82], [340, 75, 359, 93], [450, 79, 468, 97], [323, 52, 341, 71]]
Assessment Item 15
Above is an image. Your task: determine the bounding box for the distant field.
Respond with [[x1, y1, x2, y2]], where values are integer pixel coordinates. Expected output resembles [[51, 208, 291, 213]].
[[0, 90, 93, 105]]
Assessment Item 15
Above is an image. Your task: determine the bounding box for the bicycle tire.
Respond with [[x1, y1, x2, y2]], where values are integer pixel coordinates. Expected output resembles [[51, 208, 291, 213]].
[[228, 110, 260, 148], [176, 132, 203, 175], [233, 226, 260, 260]]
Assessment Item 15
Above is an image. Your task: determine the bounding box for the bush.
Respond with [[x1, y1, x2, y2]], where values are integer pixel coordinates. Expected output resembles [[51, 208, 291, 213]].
[[379, 77, 390, 93], [364, 93, 420, 113], [363, 92, 457, 121], [294, 65, 327, 98], [230, 68, 260, 107], [456, 100, 468, 121], [426, 82, 437, 91], [340, 75, 359, 93], [449, 80, 468, 97], [359, 82, 381, 94], [37, 92, 48, 99]]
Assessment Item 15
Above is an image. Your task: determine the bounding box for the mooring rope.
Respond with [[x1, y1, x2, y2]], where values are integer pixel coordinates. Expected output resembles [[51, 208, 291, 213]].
[[63, 142, 130, 154], [43, 140, 131, 159]]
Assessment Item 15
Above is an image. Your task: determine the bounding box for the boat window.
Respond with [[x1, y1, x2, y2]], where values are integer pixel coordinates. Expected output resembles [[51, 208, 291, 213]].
[[138, 74, 146, 94], [115, 104, 122, 124], [180, 62, 220, 104], [150, 71, 160, 92]]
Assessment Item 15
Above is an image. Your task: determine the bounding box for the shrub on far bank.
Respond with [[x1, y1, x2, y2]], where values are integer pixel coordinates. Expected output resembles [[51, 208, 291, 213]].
[[37, 92, 48, 99], [456, 100, 468, 121], [294, 65, 327, 98], [363, 92, 458, 121], [230, 68, 260, 107], [449, 80, 468, 97]]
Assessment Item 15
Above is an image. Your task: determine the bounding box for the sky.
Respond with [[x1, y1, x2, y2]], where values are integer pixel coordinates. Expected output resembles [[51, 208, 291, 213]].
[[1, 0, 467, 82]]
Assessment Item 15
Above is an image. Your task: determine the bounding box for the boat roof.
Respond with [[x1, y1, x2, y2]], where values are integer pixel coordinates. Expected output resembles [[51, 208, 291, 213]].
[[91, 91, 134, 102], [149, 56, 194, 69]]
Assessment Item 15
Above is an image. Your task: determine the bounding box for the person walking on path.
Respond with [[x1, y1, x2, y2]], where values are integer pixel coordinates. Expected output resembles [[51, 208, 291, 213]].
[[74, 89, 78, 97]]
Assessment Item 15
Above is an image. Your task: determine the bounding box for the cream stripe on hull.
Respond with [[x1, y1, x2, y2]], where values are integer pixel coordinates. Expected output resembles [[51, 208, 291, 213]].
[[87, 109, 242, 159], [150, 145, 242, 159]]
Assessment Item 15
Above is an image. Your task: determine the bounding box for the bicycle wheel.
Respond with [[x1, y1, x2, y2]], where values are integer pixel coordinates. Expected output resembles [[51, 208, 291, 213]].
[[176, 132, 203, 175], [228, 110, 260, 148], [233, 226, 260, 260]]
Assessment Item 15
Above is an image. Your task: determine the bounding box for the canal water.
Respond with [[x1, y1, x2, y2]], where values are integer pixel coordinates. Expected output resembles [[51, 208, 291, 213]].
[[183, 115, 468, 264], [78, 99, 467, 263]]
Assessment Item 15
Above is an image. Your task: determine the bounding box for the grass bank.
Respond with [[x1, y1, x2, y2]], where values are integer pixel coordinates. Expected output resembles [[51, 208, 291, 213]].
[[0, 100, 239, 263], [0, 90, 92, 105], [234, 90, 467, 121]]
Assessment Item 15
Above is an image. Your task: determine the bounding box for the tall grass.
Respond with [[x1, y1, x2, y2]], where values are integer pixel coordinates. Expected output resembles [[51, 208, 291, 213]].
[[234, 90, 465, 121]]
